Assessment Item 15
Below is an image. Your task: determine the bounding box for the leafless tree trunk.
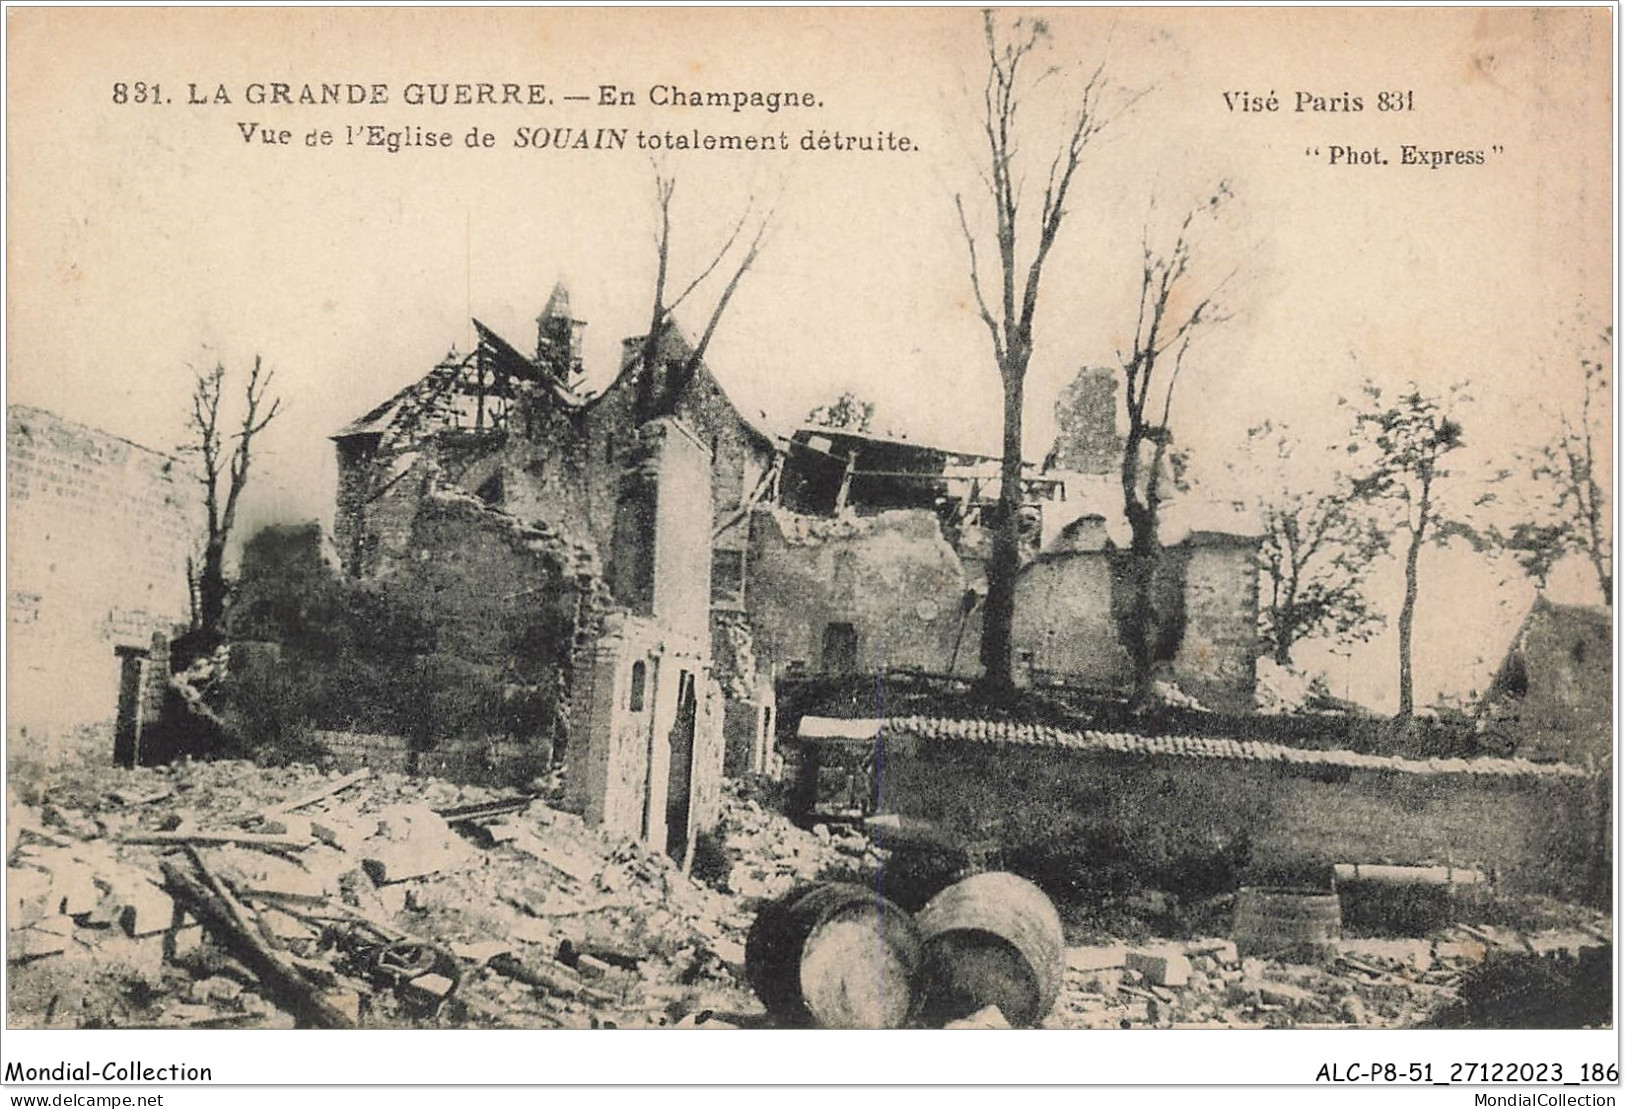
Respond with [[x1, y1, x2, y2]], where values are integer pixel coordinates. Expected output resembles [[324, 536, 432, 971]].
[[188, 355, 281, 644], [1115, 192, 1232, 707], [637, 174, 769, 423], [957, 11, 1115, 699]]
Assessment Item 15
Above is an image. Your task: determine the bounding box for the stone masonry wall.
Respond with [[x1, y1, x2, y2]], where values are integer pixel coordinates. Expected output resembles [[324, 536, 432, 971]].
[[747, 508, 971, 677], [869, 737, 1603, 905], [7, 406, 197, 755]]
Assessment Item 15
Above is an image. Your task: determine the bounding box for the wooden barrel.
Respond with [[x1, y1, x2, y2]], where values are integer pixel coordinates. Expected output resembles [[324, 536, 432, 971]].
[[745, 882, 922, 1028], [914, 872, 1064, 1028], [1233, 886, 1342, 962]]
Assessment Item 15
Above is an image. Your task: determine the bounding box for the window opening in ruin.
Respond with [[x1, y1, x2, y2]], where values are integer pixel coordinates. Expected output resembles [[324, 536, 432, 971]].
[[759, 704, 776, 771], [629, 659, 648, 712], [821, 622, 859, 674], [666, 670, 697, 864], [475, 472, 504, 506], [638, 656, 661, 841], [711, 548, 747, 609]]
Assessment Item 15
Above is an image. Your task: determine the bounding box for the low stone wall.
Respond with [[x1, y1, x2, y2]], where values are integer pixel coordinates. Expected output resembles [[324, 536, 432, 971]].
[[312, 730, 411, 774], [813, 721, 1608, 907]]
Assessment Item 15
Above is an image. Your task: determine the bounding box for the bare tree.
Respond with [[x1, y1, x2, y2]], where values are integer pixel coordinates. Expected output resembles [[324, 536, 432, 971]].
[[957, 11, 1119, 697], [636, 174, 770, 422], [1234, 422, 1387, 666], [1348, 381, 1468, 720], [1114, 190, 1234, 706], [187, 356, 282, 644], [1498, 329, 1612, 602]]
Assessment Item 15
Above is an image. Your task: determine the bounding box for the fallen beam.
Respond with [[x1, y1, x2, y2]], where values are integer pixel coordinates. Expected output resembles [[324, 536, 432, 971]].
[[267, 769, 372, 815], [487, 952, 616, 1006], [159, 859, 356, 1030], [1333, 864, 1485, 887], [124, 831, 312, 850], [432, 796, 535, 825]]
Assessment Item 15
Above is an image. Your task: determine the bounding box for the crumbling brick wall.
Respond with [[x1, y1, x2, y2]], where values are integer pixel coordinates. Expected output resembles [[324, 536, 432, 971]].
[[7, 406, 197, 758]]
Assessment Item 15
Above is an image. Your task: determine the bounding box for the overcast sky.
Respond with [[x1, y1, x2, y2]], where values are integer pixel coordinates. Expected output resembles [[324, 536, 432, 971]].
[[7, 7, 1612, 710]]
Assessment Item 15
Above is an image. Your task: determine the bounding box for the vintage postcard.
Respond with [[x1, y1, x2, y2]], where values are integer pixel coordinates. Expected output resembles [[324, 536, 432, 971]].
[[3, 5, 1614, 1097]]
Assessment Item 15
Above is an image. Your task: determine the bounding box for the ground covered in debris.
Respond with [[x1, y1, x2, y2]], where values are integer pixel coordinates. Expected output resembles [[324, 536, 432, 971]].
[[6, 758, 1612, 1030]]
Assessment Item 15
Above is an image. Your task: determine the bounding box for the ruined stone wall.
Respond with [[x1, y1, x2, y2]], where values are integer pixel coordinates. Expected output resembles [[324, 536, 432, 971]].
[[404, 485, 594, 673], [1053, 367, 1125, 477], [583, 357, 773, 609], [7, 406, 197, 753], [490, 399, 601, 558], [689, 677, 728, 844], [1013, 552, 1126, 687], [566, 615, 718, 854], [748, 508, 971, 677], [1174, 539, 1260, 714], [869, 738, 1606, 904], [646, 420, 714, 643], [1011, 537, 1258, 707], [1508, 605, 1612, 765]]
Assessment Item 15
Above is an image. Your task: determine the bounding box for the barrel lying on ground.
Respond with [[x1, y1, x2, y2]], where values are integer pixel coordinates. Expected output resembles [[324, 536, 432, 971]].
[[914, 871, 1064, 1028], [745, 882, 922, 1028]]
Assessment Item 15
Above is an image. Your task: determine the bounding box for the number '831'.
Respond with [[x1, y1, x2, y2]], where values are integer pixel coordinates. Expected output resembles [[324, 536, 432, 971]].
[[112, 82, 162, 105]]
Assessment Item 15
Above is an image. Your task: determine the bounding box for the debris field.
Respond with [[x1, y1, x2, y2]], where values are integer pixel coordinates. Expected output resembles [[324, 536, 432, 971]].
[[6, 758, 1611, 1030]]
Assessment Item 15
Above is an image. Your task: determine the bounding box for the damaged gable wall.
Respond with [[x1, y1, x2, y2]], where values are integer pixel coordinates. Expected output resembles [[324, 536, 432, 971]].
[[747, 507, 975, 678], [1483, 599, 1612, 763]]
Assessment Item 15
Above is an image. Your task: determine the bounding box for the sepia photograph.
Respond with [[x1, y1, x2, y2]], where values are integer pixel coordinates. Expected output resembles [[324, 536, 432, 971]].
[[3, 3, 1615, 1093]]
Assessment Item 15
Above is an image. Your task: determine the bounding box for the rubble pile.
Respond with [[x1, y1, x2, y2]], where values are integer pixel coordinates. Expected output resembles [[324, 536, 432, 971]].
[[6, 758, 1611, 1030], [7, 761, 790, 1029], [709, 784, 878, 901], [1047, 925, 1612, 1029]]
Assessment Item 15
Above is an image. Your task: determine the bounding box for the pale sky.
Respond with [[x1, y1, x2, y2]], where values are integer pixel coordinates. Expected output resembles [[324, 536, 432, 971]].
[[6, 7, 1613, 711]]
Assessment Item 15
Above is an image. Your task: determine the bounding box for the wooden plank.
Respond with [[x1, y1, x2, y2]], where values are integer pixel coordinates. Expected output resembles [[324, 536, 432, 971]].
[[124, 831, 312, 850], [267, 769, 372, 815]]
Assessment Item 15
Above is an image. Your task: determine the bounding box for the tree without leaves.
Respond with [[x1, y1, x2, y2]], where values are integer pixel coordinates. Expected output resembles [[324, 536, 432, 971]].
[[636, 174, 770, 423], [956, 11, 1124, 697], [1114, 189, 1235, 706], [1234, 421, 1388, 666], [1346, 381, 1468, 720], [1497, 329, 1612, 602], [187, 355, 282, 645]]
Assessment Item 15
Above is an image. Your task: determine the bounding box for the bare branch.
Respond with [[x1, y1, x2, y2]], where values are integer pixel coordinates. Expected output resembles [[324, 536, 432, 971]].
[[689, 212, 770, 371], [955, 193, 1004, 361], [220, 354, 281, 543], [667, 198, 756, 318]]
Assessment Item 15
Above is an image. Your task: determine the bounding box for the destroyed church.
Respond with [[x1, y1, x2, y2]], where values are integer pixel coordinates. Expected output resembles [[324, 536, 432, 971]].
[[331, 286, 1261, 860]]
